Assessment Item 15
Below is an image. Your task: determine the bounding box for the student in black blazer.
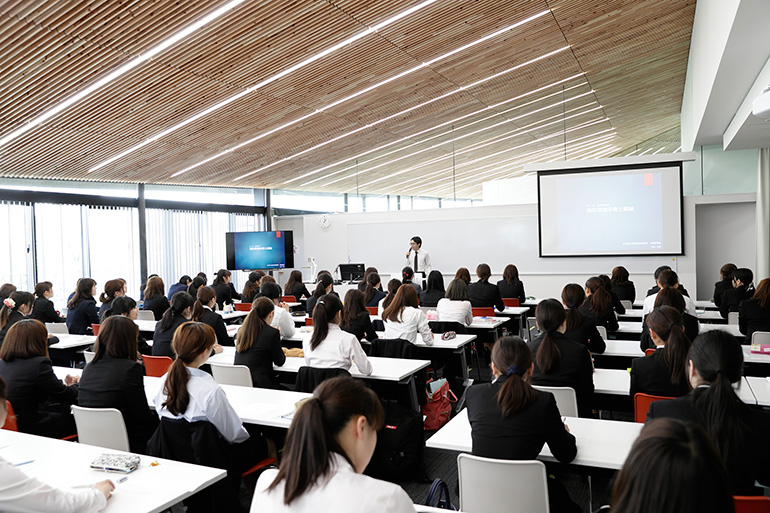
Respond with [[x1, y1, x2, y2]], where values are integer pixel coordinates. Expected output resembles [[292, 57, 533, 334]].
[[0, 291, 34, 346], [561, 284, 606, 354], [98, 278, 126, 321], [362, 271, 387, 308], [720, 268, 755, 319], [466, 336, 580, 513], [581, 277, 619, 333], [418, 270, 444, 308], [468, 263, 504, 312], [598, 274, 625, 314], [496, 264, 526, 304], [66, 278, 100, 335], [401, 266, 422, 295], [341, 290, 378, 342], [191, 286, 232, 347], [646, 265, 690, 297], [639, 287, 699, 352], [647, 330, 770, 495], [610, 265, 636, 303], [241, 271, 263, 304], [78, 316, 158, 454], [0, 319, 79, 438], [30, 282, 65, 324], [104, 296, 152, 355], [630, 306, 691, 398], [306, 273, 334, 315], [234, 297, 286, 389], [713, 263, 737, 307], [739, 278, 770, 342], [528, 299, 594, 417], [152, 292, 195, 358], [212, 269, 237, 309], [142, 276, 169, 321], [284, 269, 311, 300]]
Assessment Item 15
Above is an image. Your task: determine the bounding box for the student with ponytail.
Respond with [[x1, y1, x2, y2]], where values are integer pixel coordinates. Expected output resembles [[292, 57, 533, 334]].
[[363, 271, 386, 308], [234, 297, 286, 389], [284, 269, 311, 301], [639, 287, 699, 352], [141, 276, 168, 321], [466, 336, 580, 513], [382, 285, 433, 345], [241, 271, 264, 304], [419, 270, 444, 308], [630, 306, 692, 397], [580, 277, 619, 333], [104, 296, 152, 355], [304, 294, 372, 375], [0, 291, 35, 345], [152, 292, 195, 358], [253, 376, 413, 512], [341, 289, 378, 342], [66, 278, 100, 335], [720, 267, 755, 319], [529, 299, 594, 417], [401, 266, 422, 294], [191, 286, 231, 346], [98, 279, 126, 320], [561, 283, 606, 353], [306, 272, 334, 315], [378, 278, 401, 315], [212, 269, 239, 309], [30, 281, 65, 324], [648, 330, 770, 494]]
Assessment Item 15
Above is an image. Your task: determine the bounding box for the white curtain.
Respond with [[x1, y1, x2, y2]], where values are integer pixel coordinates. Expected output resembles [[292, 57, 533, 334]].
[[757, 148, 770, 282]]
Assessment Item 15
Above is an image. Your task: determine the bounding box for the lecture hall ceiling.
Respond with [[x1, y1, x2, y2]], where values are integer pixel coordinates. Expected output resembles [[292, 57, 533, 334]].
[[0, 0, 695, 199]]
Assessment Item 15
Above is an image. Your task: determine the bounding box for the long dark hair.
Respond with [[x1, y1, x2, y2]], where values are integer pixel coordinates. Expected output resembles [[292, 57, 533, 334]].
[[191, 286, 217, 321], [493, 336, 537, 416], [187, 276, 205, 298], [258, 281, 282, 302], [159, 292, 195, 332], [309, 294, 343, 350], [93, 316, 139, 363], [212, 269, 231, 286], [363, 271, 381, 305], [401, 266, 415, 284], [242, 271, 263, 299], [425, 270, 444, 294], [585, 277, 611, 317], [381, 278, 401, 310], [143, 276, 165, 301], [561, 283, 584, 331], [162, 322, 216, 415], [445, 278, 469, 301], [654, 287, 686, 313], [67, 277, 96, 310], [454, 267, 471, 284], [611, 266, 631, 285], [312, 273, 333, 299], [382, 284, 419, 323], [342, 289, 367, 327], [753, 278, 770, 309], [105, 296, 137, 318], [534, 299, 566, 374], [268, 377, 384, 505], [475, 263, 491, 282], [502, 264, 520, 285], [0, 291, 34, 330], [645, 306, 691, 385], [732, 268, 755, 295], [236, 297, 274, 352], [284, 270, 303, 297]]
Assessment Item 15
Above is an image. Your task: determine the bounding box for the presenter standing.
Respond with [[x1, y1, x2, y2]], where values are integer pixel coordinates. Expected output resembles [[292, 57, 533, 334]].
[[405, 236, 432, 279]]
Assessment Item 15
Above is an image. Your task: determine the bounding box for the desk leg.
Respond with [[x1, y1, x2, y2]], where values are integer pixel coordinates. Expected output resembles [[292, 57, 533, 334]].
[[404, 375, 420, 412], [455, 347, 473, 410]]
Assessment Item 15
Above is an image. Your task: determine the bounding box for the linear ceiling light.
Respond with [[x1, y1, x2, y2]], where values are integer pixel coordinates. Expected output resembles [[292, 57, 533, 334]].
[[0, 0, 249, 150], [86, 0, 442, 174]]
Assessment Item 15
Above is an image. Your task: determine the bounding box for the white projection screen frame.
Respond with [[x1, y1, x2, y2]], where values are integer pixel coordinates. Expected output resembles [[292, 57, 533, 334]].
[[537, 163, 683, 257]]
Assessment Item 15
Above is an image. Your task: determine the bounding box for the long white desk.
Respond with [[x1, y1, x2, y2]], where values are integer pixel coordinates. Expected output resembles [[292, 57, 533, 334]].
[[48, 334, 97, 350], [619, 309, 725, 323], [632, 299, 717, 311], [0, 429, 225, 513], [745, 377, 770, 406], [616, 320, 743, 338]]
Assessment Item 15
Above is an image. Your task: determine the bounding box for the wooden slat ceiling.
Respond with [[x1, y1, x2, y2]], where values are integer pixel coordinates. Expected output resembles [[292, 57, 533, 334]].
[[0, 0, 695, 199]]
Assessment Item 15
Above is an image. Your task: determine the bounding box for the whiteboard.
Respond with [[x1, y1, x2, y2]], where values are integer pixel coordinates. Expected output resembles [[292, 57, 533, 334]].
[[346, 213, 671, 276]]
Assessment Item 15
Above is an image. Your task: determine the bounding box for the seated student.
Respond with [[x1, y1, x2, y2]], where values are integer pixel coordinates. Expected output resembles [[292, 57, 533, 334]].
[[78, 316, 158, 454], [0, 291, 35, 346], [642, 269, 697, 316], [241, 271, 263, 304], [630, 306, 692, 398], [639, 287, 699, 352], [212, 269, 239, 309], [468, 263, 504, 311], [739, 278, 770, 341], [378, 278, 401, 316], [0, 319, 79, 438], [168, 275, 192, 299], [720, 267, 755, 319], [496, 264, 526, 304], [437, 278, 474, 326], [253, 377, 413, 512], [647, 330, 770, 495], [30, 281, 65, 324], [454, 267, 471, 285], [419, 270, 445, 308], [382, 285, 433, 346], [528, 299, 594, 417], [303, 294, 372, 374], [98, 279, 126, 321], [341, 290, 378, 342], [196, 271, 207, 285], [401, 266, 422, 295], [138, 274, 158, 302], [285, 269, 311, 301], [258, 282, 296, 339], [713, 263, 737, 308], [646, 265, 690, 298], [152, 292, 195, 358], [187, 275, 205, 299], [191, 286, 231, 346], [581, 277, 619, 333], [0, 376, 114, 511], [357, 267, 381, 293], [234, 297, 286, 389], [66, 278, 100, 335], [0, 283, 17, 303], [598, 274, 625, 314], [466, 337, 580, 513], [103, 296, 152, 355], [610, 265, 636, 303], [306, 273, 334, 315], [608, 419, 734, 513], [561, 284, 606, 354], [363, 271, 387, 308], [141, 276, 168, 321]]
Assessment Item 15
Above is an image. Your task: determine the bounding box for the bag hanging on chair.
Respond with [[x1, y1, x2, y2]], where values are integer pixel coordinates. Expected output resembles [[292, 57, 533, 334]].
[[422, 378, 457, 430], [424, 478, 456, 510]]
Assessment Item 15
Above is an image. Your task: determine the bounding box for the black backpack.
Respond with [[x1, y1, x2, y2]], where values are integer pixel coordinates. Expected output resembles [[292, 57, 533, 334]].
[[364, 401, 424, 482]]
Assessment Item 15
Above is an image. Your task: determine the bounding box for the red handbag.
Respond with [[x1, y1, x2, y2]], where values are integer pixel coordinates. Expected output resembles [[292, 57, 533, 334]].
[[422, 379, 457, 430]]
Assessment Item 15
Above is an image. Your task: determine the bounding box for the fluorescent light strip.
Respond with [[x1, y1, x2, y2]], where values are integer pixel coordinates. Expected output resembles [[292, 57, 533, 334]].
[[163, 10, 550, 178], [637, 148, 653, 156], [234, 45, 572, 182], [0, 0, 249, 150], [86, 0, 441, 173], [651, 146, 668, 155]]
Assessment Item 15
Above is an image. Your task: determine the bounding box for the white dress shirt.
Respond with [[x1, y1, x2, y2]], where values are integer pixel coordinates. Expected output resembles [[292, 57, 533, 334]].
[[642, 290, 697, 316], [383, 306, 433, 345], [271, 304, 296, 338], [436, 298, 473, 326], [251, 453, 414, 513], [303, 324, 372, 375], [154, 366, 249, 443], [405, 249, 431, 274], [0, 456, 107, 513]]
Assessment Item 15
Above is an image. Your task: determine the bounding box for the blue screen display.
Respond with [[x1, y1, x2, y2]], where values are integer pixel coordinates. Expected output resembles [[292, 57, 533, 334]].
[[226, 231, 294, 270]]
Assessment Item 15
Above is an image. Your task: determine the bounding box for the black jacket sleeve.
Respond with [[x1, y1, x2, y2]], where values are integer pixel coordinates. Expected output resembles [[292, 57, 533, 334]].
[[611, 292, 626, 315], [270, 329, 286, 367], [543, 393, 577, 463], [37, 359, 78, 405], [214, 315, 231, 347], [124, 363, 159, 442], [494, 287, 504, 312], [363, 315, 378, 342], [586, 322, 606, 354]]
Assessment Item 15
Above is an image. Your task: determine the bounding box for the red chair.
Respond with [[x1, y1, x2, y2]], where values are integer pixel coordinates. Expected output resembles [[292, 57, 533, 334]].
[[234, 303, 251, 312], [241, 457, 278, 493], [2, 401, 17, 431], [734, 496, 770, 513], [143, 355, 174, 377], [282, 295, 297, 303], [305, 317, 314, 327], [366, 306, 378, 316], [91, 323, 101, 335], [644, 348, 655, 356], [502, 298, 520, 307], [633, 393, 674, 423], [472, 307, 495, 317]]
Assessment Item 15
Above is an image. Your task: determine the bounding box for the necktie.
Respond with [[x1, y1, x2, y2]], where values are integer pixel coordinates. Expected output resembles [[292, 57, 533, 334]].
[[414, 252, 418, 273]]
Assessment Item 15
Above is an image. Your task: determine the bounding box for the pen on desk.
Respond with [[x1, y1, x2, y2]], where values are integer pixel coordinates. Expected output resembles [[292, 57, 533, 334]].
[[118, 476, 128, 484], [14, 460, 34, 466]]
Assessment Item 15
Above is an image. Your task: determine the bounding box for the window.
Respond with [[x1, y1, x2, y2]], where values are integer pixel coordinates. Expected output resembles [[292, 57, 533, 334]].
[[86, 206, 141, 300], [0, 202, 33, 290], [35, 203, 87, 305]]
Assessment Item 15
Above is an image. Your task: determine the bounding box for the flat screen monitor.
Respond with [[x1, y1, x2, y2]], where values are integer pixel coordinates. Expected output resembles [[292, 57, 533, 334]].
[[339, 263, 365, 282], [226, 231, 294, 270]]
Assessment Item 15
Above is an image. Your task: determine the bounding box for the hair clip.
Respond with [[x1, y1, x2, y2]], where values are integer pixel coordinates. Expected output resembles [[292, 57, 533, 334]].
[[3, 298, 15, 309]]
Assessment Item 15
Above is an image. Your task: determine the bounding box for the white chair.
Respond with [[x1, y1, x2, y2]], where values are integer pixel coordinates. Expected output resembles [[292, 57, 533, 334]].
[[728, 312, 739, 325], [136, 310, 156, 321], [71, 406, 130, 452], [458, 453, 549, 513], [531, 385, 579, 417], [210, 363, 253, 387], [596, 325, 608, 340], [46, 323, 68, 334], [83, 351, 96, 364], [752, 331, 770, 345], [619, 300, 633, 310]]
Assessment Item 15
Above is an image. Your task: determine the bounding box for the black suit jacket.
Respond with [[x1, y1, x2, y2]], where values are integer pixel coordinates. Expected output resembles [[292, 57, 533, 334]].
[[528, 332, 594, 417], [342, 314, 378, 342], [629, 348, 690, 398], [496, 280, 526, 304], [142, 295, 169, 321], [79, 355, 158, 454], [0, 310, 27, 346], [739, 298, 770, 342], [198, 309, 231, 347], [234, 324, 285, 389], [466, 379, 576, 462], [468, 281, 504, 311], [564, 313, 606, 354], [66, 298, 100, 335], [611, 282, 636, 303], [647, 284, 690, 297], [152, 315, 189, 357], [579, 301, 619, 333], [713, 279, 733, 308], [287, 282, 312, 300], [213, 283, 233, 309], [418, 289, 443, 308], [365, 289, 387, 308], [639, 312, 699, 352], [647, 390, 770, 494], [720, 285, 754, 319], [98, 298, 114, 321], [30, 297, 64, 324]]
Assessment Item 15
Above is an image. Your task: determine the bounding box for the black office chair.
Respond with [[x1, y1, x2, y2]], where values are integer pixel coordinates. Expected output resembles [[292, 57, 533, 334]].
[[295, 366, 351, 393]]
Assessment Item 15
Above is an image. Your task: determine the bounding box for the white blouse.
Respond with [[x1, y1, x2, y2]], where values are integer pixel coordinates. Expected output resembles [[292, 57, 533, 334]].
[[382, 306, 433, 345], [271, 305, 296, 338], [303, 324, 372, 375], [436, 298, 474, 326]]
